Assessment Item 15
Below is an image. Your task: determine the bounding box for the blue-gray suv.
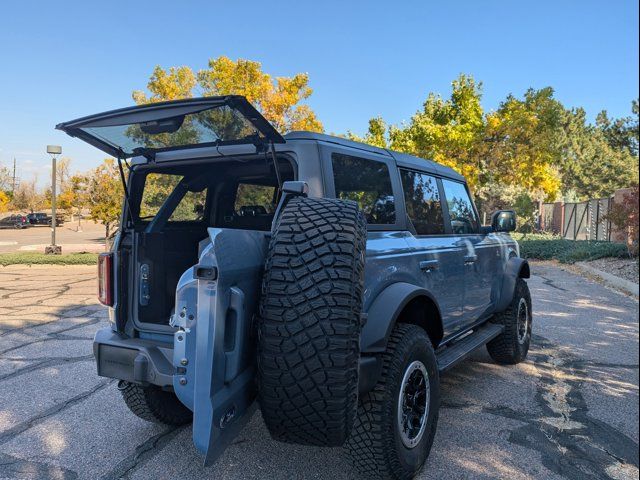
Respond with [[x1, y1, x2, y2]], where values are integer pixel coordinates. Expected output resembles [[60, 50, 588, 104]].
[[58, 96, 531, 479]]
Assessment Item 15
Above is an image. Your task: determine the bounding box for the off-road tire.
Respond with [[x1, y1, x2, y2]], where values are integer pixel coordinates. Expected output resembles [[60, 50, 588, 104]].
[[258, 196, 367, 447], [118, 381, 193, 426], [346, 324, 440, 480], [487, 278, 532, 364]]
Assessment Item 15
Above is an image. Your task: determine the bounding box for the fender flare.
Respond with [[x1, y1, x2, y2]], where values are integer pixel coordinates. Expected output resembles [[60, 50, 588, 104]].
[[494, 257, 530, 312], [361, 282, 442, 354]]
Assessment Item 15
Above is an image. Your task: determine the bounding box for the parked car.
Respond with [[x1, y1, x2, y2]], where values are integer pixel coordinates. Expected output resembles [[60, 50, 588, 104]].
[[58, 96, 531, 479], [26, 212, 65, 226], [0, 214, 30, 229]]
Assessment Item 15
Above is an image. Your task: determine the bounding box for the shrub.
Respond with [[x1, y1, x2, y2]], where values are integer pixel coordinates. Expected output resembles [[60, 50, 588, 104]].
[[604, 184, 639, 257], [514, 233, 628, 263]]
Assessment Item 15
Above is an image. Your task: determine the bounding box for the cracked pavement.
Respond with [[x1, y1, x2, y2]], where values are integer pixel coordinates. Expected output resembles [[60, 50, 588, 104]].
[[0, 263, 637, 479]]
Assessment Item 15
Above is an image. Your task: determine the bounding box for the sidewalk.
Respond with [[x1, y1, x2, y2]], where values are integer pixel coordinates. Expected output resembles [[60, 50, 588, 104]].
[[575, 260, 639, 296]]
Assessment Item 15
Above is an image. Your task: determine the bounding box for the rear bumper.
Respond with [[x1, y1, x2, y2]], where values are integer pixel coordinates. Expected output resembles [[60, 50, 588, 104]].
[[93, 327, 174, 387]]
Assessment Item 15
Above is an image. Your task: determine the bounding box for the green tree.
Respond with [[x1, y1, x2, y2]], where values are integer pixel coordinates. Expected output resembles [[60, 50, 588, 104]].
[[561, 108, 638, 199], [389, 74, 485, 187], [596, 100, 639, 156], [347, 117, 388, 148]]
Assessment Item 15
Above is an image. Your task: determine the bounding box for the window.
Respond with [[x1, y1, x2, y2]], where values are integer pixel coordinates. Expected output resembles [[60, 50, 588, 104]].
[[138, 173, 206, 222], [169, 190, 207, 221], [331, 153, 395, 224], [234, 183, 276, 216], [441, 179, 479, 234], [400, 170, 444, 235]]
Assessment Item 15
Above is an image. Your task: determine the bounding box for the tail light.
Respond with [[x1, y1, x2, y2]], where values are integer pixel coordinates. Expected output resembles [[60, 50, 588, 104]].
[[98, 253, 114, 306]]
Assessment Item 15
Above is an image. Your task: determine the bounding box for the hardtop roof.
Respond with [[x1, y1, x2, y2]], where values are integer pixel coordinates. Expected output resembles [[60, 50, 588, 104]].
[[284, 131, 465, 182]]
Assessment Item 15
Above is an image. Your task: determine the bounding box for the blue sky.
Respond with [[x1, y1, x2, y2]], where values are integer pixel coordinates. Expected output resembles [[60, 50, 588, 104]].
[[0, 0, 638, 186]]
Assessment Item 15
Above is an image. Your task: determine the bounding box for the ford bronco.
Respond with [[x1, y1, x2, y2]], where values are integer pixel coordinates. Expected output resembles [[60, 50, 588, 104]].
[[57, 96, 531, 479]]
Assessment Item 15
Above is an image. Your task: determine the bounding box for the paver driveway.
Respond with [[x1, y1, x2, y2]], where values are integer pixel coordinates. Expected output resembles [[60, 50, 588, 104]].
[[0, 263, 638, 479]]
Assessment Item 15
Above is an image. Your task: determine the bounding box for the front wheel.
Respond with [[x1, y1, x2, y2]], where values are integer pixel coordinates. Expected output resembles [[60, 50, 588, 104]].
[[486, 278, 532, 364], [345, 324, 440, 479]]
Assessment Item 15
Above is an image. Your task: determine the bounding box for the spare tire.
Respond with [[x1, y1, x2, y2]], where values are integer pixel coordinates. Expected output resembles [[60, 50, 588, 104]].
[[258, 196, 367, 446]]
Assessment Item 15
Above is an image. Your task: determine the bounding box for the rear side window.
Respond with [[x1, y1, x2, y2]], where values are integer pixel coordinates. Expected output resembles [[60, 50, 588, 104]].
[[400, 170, 444, 235], [139, 173, 206, 222], [331, 153, 395, 224], [441, 179, 479, 234], [234, 183, 276, 215]]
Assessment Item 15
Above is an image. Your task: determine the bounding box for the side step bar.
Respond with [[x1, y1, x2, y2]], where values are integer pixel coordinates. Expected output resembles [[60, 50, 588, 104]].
[[436, 323, 504, 373]]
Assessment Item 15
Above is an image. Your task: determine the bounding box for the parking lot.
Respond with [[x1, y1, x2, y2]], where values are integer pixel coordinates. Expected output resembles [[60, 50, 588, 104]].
[[0, 220, 105, 254], [0, 262, 637, 480]]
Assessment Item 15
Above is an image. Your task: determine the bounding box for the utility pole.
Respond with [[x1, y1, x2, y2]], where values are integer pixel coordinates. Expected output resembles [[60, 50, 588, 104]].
[[11, 158, 16, 195]]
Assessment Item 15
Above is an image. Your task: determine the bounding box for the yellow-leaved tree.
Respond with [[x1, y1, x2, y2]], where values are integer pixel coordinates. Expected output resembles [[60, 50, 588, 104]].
[[133, 56, 323, 133], [0, 191, 9, 213]]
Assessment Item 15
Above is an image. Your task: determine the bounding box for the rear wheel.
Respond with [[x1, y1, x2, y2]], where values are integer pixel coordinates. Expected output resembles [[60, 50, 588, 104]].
[[346, 324, 440, 480], [486, 278, 532, 364], [258, 196, 367, 447], [118, 381, 192, 426]]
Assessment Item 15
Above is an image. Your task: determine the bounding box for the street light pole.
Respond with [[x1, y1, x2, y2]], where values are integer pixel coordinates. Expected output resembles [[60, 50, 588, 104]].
[[46, 145, 62, 255]]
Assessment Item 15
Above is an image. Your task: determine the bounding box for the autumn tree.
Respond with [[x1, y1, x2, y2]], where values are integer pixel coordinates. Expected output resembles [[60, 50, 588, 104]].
[[84, 159, 123, 239], [11, 179, 44, 212], [132, 66, 197, 104], [0, 162, 12, 193], [58, 174, 89, 219], [133, 56, 323, 133], [0, 191, 9, 213], [477, 87, 564, 210]]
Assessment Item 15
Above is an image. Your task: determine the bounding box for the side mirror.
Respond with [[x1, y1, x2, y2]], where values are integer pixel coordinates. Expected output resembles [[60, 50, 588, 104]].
[[491, 210, 517, 232]]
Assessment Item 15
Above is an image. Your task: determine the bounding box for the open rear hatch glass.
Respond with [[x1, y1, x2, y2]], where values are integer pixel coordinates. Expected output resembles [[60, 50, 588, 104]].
[[56, 96, 285, 159]]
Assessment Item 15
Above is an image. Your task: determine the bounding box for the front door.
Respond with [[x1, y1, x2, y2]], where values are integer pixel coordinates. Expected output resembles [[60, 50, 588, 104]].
[[441, 179, 493, 327]]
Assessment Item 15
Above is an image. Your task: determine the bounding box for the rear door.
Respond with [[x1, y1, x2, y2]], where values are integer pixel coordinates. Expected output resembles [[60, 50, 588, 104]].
[[56, 96, 284, 159], [399, 169, 466, 336]]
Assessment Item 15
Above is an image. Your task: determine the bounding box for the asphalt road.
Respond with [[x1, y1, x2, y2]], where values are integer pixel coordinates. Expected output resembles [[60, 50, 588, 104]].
[[0, 262, 637, 480], [0, 221, 105, 253]]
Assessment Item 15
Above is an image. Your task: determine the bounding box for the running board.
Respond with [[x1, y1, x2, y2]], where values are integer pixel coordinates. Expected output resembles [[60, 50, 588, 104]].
[[436, 323, 504, 373]]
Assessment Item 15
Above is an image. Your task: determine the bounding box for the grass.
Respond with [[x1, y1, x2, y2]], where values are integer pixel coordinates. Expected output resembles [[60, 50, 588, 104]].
[[513, 233, 629, 264], [0, 252, 99, 266]]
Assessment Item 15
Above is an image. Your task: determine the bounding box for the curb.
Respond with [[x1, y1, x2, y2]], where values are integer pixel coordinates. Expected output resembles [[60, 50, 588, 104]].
[[575, 262, 639, 297]]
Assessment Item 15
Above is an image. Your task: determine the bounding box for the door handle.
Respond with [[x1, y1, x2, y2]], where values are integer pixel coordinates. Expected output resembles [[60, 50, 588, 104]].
[[419, 260, 439, 272], [464, 254, 478, 264]]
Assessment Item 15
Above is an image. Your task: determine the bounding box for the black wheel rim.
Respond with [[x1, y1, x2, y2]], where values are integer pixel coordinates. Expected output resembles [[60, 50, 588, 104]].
[[397, 360, 429, 448], [517, 297, 529, 344]]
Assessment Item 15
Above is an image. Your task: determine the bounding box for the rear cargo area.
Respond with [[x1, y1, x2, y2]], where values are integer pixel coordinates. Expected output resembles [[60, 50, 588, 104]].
[[122, 155, 294, 329]]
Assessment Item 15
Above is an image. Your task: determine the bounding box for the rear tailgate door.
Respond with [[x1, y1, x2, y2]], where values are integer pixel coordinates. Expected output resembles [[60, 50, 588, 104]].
[[173, 228, 268, 465], [56, 96, 284, 159]]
